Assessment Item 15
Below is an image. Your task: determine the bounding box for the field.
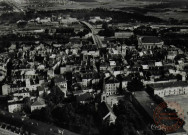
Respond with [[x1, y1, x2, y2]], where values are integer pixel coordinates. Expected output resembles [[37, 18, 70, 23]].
[[146, 9, 188, 21], [164, 94, 188, 132]]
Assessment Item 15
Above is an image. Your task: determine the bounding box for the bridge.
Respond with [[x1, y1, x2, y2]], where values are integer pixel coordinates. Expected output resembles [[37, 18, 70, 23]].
[[81, 21, 103, 48]]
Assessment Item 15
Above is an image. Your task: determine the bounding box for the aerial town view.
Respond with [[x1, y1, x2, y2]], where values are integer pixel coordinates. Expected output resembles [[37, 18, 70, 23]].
[[0, 0, 188, 135]]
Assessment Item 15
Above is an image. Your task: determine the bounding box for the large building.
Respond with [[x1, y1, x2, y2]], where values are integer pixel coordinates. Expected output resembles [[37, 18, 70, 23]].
[[138, 36, 164, 50], [149, 81, 188, 97], [104, 76, 120, 96], [115, 31, 134, 39]]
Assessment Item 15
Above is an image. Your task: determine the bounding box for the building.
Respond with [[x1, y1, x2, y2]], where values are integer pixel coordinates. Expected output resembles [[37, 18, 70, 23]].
[[149, 81, 188, 97], [106, 95, 124, 108], [138, 36, 164, 50], [0, 123, 20, 135], [2, 84, 11, 95], [13, 89, 30, 98], [76, 93, 93, 104], [8, 101, 23, 113], [54, 76, 67, 92], [115, 31, 134, 39], [105, 76, 120, 96], [31, 99, 46, 112]]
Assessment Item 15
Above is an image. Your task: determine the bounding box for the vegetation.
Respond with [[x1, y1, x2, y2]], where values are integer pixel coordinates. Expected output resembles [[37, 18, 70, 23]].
[[100, 100, 148, 135], [127, 78, 144, 92], [30, 102, 99, 135]]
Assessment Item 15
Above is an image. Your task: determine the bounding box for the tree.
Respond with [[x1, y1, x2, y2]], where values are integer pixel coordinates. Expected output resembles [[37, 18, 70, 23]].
[[127, 78, 144, 92], [102, 22, 108, 29], [30, 107, 53, 123], [176, 74, 182, 81], [23, 97, 31, 114], [45, 86, 65, 105]]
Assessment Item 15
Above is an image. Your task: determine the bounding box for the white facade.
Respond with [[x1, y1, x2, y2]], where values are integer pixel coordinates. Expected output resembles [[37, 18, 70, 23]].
[[105, 82, 120, 96], [31, 104, 46, 112], [2, 84, 11, 95], [13, 92, 30, 98], [138, 36, 164, 50], [8, 103, 23, 113], [154, 86, 188, 97]]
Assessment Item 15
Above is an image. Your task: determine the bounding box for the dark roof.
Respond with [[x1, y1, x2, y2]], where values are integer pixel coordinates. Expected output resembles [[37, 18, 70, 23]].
[[150, 81, 188, 89], [133, 91, 156, 119], [37, 86, 44, 91], [31, 100, 45, 106], [76, 93, 93, 102], [13, 89, 29, 94], [105, 76, 119, 84], [8, 101, 23, 105], [141, 36, 163, 43], [54, 76, 66, 83]]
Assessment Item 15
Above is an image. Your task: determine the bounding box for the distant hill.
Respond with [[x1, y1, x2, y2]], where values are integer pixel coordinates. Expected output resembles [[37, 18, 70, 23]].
[[1, 0, 187, 10]]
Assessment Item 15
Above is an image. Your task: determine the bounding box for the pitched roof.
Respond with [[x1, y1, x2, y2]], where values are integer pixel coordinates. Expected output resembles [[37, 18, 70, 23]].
[[76, 93, 93, 102], [54, 76, 66, 83], [31, 100, 45, 106], [105, 76, 119, 84], [150, 81, 188, 90], [141, 36, 163, 43]]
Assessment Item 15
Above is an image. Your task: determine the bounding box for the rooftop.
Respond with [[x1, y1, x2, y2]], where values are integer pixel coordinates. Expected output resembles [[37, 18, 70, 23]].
[[133, 91, 157, 119], [140, 36, 163, 44], [150, 81, 188, 89]]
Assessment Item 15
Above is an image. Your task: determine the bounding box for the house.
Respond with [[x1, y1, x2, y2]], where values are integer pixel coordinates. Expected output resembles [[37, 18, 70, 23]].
[[155, 62, 163, 67], [60, 65, 66, 74], [109, 60, 116, 68], [54, 76, 67, 89], [116, 45, 127, 56], [25, 70, 36, 79], [100, 62, 109, 71], [37, 86, 45, 97], [149, 81, 188, 97], [0, 123, 22, 135], [91, 73, 100, 85], [106, 95, 124, 108], [13, 89, 30, 98], [138, 36, 164, 50], [89, 16, 102, 23], [25, 79, 40, 91], [8, 99, 24, 113], [54, 76, 67, 96], [167, 50, 178, 60], [2, 84, 11, 95], [31, 98, 46, 112], [120, 75, 131, 89], [81, 73, 92, 87], [115, 31, 134, 39], [104, 76, 120, 96], [76, 93, 93, 104]]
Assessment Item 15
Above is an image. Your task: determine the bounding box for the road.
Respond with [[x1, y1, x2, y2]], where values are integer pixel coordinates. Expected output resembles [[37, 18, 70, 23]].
[[81, 21, 103, 48]]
